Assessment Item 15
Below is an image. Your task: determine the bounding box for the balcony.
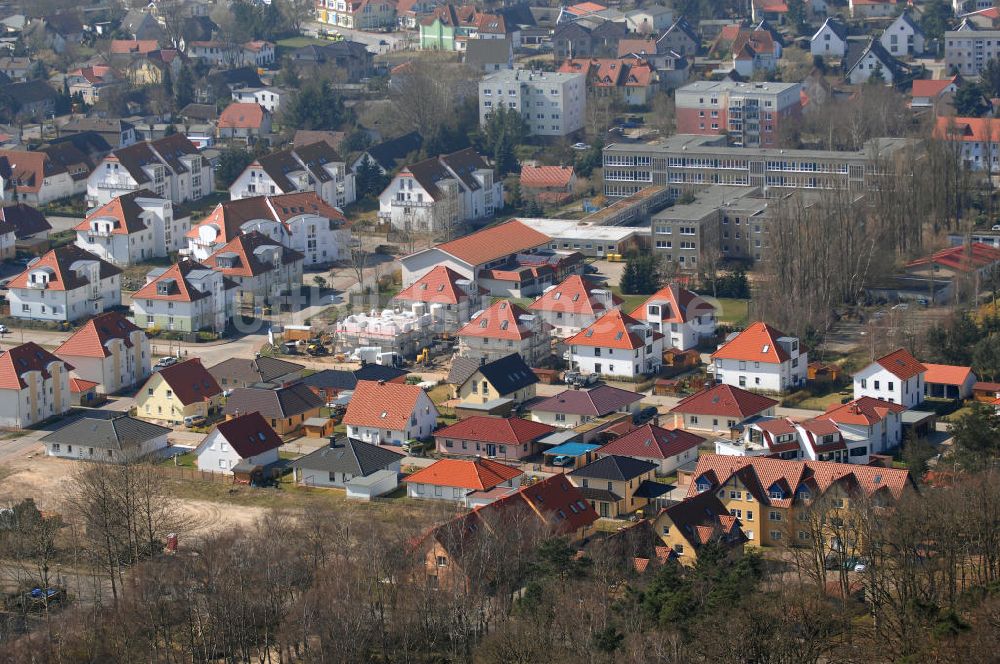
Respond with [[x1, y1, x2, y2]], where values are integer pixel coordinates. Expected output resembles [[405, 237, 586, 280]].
[[86, 230, 112, 240], [96, 177, 133, 190]]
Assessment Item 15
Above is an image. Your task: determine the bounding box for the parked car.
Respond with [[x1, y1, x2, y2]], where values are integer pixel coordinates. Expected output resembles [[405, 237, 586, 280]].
[[551, 455, 574, 467], [633, 406, 659, 425], [571, 142, 589, 150], [0, 324, 8, 334], [563, 370, 580, 385], [183, 415, 207, 428], [154, 356, 179, 369]]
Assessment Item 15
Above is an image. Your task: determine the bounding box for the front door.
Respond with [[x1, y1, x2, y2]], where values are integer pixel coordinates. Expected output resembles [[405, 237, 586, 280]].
[[595, 363, 602, 374], [486, 443, 497, 457], [599, 502, 609, 518]]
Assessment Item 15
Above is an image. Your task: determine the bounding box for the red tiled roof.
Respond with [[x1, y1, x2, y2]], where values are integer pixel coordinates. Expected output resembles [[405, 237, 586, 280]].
[[154, 359, 221, 406], [934, 116, 1000, 142], [671, 383, 778, 419], [69, 377, 98, 393], [187, 192, 345, 242], [131, 259, 219, 303], [599, 424, 703, 460], [74, 191, 152, 236], [519, 165, 575, 189], [55, 311, 140, 359], [618, 38, 658, 58], [912, 76, 959, 98], [529, 275, 621, 316], [711, 321, 795, 364], [458, 299, 534, 341], [213, 412, 282, 458], [873, 348, 926, 380], [218, 102, 266, 130], [0, 342, 72, 390], [629, 284, 716, 324], [435, 416, 555, 445], [404, 457, 522, 490], [342, 379, 433, 430], [974, 381, 1000, 393], [821, 396, 905, 426], [110, 39, 160, 55], [566, 309, 661, 350], [203, 231, 303, 277], [906, 242, 1000, 273], [557, 58, 655, 88], [0, 150, 47, 194], [394, 265, 480, 306], [8, 245, 121, 292], [435, 220, 550, 266]]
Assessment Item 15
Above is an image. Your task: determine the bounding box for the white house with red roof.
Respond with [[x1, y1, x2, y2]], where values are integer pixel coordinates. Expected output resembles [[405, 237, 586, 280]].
[[186, 193, 350, 267], [202, 231, 304, 309], [628, 283, 717, 351], [669, 383, 779, 433], [217, 102, 272, 143], [821, 396, 905, 457], [557, 57, 657, 106], [404, 457, 523, 505], [598, 423, 704, 475], [711, 321, 806, 393], [131, 258, 236, 333], [529, 275, 622, 337], [392, 265, 484, 334], [0, 342, 73, 428], [718, 413, 869, 463], [923, 363, 977, 400], [519, 165, 577, 204], [55, 311, 150, 394], [457, 299, 551, 366], [194, 412, 282, 473], [74, 191, 190, 266], [853, 348, 926, 408], [343, 379, 439, 446], [434, 415, 556, 461], [911, 76, 961, 108], [566, 309, 664, 378], [8, 246, 122, 323]]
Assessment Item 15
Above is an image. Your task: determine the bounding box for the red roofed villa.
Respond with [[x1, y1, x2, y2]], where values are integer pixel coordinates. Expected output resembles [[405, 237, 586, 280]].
[[566, 309, 664, 378], [404, 457, 524, 506], [434, 416, 556, 460], [711, 321, 807, 393], [343, 379, 439, 446], [0, 342, 74, 428], [55, 311, 151, 395], [599, 423, 704, 475], [457, 299, 551, 366], [629, 283, 717, 350], [529, 274, 622, 337], [392, 265, 485, 334], [670, 383, 779, 433], [217, 102, 272, 141]]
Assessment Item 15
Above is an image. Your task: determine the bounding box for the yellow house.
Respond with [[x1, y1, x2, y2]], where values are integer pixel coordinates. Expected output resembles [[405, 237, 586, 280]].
[[136, 359, 223, 426], [568, 455, 667, 518], [687, 454, 915, 548], [450, 353, 538, 406], [652, 490, 747, 565]]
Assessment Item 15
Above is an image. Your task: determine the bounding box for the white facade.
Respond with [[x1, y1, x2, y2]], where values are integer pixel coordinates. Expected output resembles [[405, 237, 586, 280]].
[[230, 156, 355, 210], [9, 261, 120, 323], [713, 337, 808, 393], [406, 474, 521, 504], [87, 141, 213, 206], [45, 431, 168, 461], [570, 325, 664, 379], [60, 335, 151, 395], [75, 197, 190, 266], [853, 364, 925, 408], [479, 69, 586, 137], [232, 87, 284, 113], [640, 306, 716, 351], [131, 262, 236, 333], [0, 362, 72, 429], [346, 390, 438, 445], [810, 19, 847, 58], [195, 428, 280, 473], [881, 14, 924, 57]]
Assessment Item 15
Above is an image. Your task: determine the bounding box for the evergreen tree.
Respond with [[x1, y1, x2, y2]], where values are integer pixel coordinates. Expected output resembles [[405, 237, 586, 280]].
[[954, 82, 989, 117], [282, 82, 348, 131], [355, 157, 388, 200], [175, 66, 194, 110], [620, 254, 660, 294], [162, 66, 173, 99]]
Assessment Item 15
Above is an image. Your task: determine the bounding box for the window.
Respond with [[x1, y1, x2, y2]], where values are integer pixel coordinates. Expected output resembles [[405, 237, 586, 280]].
[[436, 556, 448, 567], [674, 543, 684, 554], [768, 510, 782, 521], [771, 531, 782, 541], [746, 510, 753, 521]]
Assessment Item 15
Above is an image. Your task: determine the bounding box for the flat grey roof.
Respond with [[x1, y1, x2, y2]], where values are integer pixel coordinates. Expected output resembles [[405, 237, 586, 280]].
[[605, 134, 914, 159], [653, 186, 764, 221], [676, 80, 800, 94]]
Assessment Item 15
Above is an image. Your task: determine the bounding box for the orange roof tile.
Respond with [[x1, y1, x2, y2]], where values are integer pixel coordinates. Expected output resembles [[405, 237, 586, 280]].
[[519, 165, 575, 189], [629, 284, 716, 324], [912, 76, 959, 98], [342, 380, 434, 430], [821, 396, 905, 426], [0, 342, 72, 390], [934, 116, 1000, 142], [218, 102, 266, 130], [394, 265, 479, 306], [69, 377, 99, 393], [566, 309, 660, 350], [74, 190, 153, 236], [671, 383, 778, 419], [110, 39, 160, 55], [434, 220, 550, 266], [404, 457, 523, 490], [711, 321, 795, 364], [132, 259, 215, 303], [565, 1, 607, 15], [529, 275, 621, 316], [55, 312, 141, 359], [434, 416, 556, 445], [906, 242, 1000, 273], [458, 299, 535, 341], [873, 348, 926, 380]]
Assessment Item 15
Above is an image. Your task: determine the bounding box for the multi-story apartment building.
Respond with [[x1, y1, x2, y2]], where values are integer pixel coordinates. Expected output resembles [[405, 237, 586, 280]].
[[0, 342, 73, 429], [528, 274, 622, 338], [131, 259, 236, 334], [456, 299, 551, 366], [316, 0, 397, 30], [627, 284, 717, 350], [186, 192, 350, 267], [602, 134, 915, 198], [202, 231, 304, 311], [712, 321, 807, 393], [74, 191, 190, 266], [674, 80, 802, 148], [392, 265, 484, 335], [853, 348, 926, 408], [86, 134, 212, 206], [945, 24, 1000, 76], [478, 69, 586, 137], [55, 312, 151, 395], [566, 309, 664, 379], [8, 246, 121, 323], [378, 148, 503, 234], [934, 116, 1000, 171], [229, 141, 356, 209]]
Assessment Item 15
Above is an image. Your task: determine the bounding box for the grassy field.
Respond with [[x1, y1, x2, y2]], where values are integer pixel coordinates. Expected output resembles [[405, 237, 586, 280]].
[[714, 298, 750, 325], [276, 36, 329, 48], [609, 286, 649, 314]]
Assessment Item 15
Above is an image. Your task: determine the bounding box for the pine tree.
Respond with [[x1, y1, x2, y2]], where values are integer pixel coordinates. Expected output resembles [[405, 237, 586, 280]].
[[175, 66, 194, 110]]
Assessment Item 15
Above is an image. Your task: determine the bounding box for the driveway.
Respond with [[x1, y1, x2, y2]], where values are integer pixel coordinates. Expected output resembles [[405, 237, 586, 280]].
[[304, 21, 411, 54]]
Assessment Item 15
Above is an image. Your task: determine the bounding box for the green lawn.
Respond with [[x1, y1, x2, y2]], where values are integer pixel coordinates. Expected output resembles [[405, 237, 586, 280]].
[[277, 36, 329, 48], [714, 298, 750, 325], [609, 286, 649, 314]]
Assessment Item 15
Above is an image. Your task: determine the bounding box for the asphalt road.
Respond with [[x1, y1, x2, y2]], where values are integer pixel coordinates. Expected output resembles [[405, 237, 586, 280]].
[[304, 20, 411, 54]]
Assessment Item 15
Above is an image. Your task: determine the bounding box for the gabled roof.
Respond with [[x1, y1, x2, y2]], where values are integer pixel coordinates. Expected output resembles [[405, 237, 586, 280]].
[[291, 437, 404, 476], [208, 356, 304, 386], [0, 150, 66, 194], [56, 312, 141, 359], [110, 39, 160, 55], [187, 192, 345, 243], [529, 275, 621, 316], [474, 352, 538, 394], [660, 17, 699, 46], [519, 164, 575, 189], [211, 412, 283, 459], [906, 242, 1000, 272], [435, 416, 556, 445], [74, 190, 157, 236], [599, 424, 703, 460], [557, 57, 655, 88], [711, 321, 795, 363], [394, 265, 479, 306], [922, 363, 975, 386], [912, 76, 960, 99], [218, 102, 267, 130], [629, 284, 716, 324], [404, 457, 522, 490], [132, 259, 227, 303], [434, 219, 550, 266], [870, 348, 926, 380], [812, 17, 848, 42], [0, 342, 72, 390], [0, 203, 50, 238], [203, 231, 304, 277], [301, 364, 409, 391], [844, 37, 904, 79], [8, 245, 121, 292], [821, 396, 905, 426], [531, 383, 641, 416], [458, 299, 535, 341], [402, 147, 490, 200], [570, 454, 657, 481], [40, 414, 170, 451], [671, 383, 778, 419], [223, 383, 324, 419], [565, 309, 660, 350], [152, 359, 222, 405], [362, 131, 422, 172], [342, 379, 435, 430], [661, 490, 745, 552]]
